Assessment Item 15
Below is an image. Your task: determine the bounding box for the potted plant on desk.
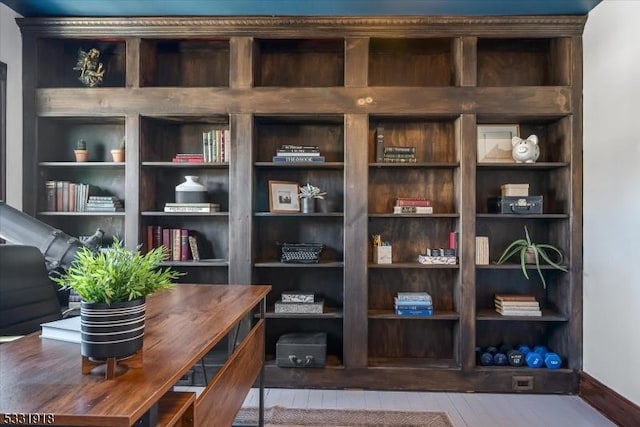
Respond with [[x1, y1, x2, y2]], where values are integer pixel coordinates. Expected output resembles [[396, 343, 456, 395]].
[[495, 226, 568, 289], [52, 238, 183, 360]]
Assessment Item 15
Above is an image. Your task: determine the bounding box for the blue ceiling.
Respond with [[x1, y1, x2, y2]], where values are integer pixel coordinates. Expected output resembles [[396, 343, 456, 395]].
[[2, 0, 603, 17]]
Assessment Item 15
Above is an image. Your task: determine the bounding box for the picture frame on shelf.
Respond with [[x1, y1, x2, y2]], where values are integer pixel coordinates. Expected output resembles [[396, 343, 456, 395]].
[[477, 124, 520, 163], [268, 180, 300, 213]]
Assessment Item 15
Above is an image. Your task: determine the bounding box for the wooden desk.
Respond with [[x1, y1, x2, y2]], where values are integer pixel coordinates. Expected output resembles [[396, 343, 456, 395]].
[[0, 284, 270, 426]]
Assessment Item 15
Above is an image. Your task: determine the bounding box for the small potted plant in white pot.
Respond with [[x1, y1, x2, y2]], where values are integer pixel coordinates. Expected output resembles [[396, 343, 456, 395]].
[[298, 183, 326, 213], [495, 226, 568, 288], [52, 238, 183, 360]]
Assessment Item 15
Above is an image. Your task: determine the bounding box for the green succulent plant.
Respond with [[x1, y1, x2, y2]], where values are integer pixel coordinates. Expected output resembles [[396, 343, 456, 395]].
[[495, 226, 568, 288], [298, 183, 326, 199], [52, 238, 183, 304]]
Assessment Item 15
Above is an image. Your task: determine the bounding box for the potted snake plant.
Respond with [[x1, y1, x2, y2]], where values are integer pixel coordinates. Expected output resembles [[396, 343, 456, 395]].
[[495, 226, 568, 288]]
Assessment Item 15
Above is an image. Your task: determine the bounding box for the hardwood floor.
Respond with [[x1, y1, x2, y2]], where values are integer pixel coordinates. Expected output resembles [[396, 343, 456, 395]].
[[242, 388, 616, 426]]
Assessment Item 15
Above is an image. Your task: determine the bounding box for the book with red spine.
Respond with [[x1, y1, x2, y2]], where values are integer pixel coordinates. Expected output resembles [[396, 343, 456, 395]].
[[395, 198, 432, 207], [180, 229, 190, 261], [162, 228, 171, 260]]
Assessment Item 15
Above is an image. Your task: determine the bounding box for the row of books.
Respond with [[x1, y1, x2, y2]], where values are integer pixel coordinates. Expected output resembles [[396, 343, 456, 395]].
[[146, 226, 201, 261], [272, 144, 325, 163], [375, 127, 418, 163], [495, 294, 542, 317], [395, 292, 433, 316], [163, 202, 220, 213], [45, 181, 120, 213], [170, 129, 230, 163], [393, 197, 432, 214], [274, 291, 324, 314]]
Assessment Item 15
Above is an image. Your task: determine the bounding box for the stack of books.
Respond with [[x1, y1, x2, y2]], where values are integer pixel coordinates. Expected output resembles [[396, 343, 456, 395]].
[[494, 294, 542, 317], [274, 292, 324, 314], [375, 127, 417, 163], [172, 153, 205, 163], [395, 292, 433, 316], [163, 202, 220, 213], [272, 145, 325, 163], [393, 197, 433, 214], [382, 146, 417, 163], [85, 196, 123, 212], [418, 248, 457, 265]]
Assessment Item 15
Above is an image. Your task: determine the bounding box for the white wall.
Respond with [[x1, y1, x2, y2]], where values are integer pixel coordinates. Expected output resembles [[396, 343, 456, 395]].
[[0, 3, 22, 208], [583, 0, 640, 405]]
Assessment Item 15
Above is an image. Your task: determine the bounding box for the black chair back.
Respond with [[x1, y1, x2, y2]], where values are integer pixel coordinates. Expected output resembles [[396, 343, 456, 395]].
[[0, 245, 62, 335]]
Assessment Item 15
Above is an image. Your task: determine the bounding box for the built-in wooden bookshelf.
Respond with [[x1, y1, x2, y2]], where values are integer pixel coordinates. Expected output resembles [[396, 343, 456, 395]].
[[20, 15, 584, 393]]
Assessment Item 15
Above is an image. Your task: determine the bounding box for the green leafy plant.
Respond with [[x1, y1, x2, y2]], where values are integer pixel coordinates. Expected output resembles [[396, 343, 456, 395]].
[[119, 136, 126, 150], [495, 226, 568, 288], [298, 183, 326, 199], [52, 238, 183, 304], [76, 139, 87, 150]]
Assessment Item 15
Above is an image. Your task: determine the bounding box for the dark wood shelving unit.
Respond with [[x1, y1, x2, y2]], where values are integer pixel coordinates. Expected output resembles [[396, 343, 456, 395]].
[[20, 15, 584, 393]]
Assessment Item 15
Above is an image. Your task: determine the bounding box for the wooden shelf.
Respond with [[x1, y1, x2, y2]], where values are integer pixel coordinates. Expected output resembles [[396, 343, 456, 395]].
[[477, 213, 569, 219], [160, 259, 228, 267], [369, 213, 459, 218], [369, 162, 459, 168], [368, 262, 458, 269], [262, 307, 343, 319], [368, 309, 459, 320], [255, 162, 344, 169], [476, 308, 569, 322], [254, 261, 344, 268], [37, 211, 125, 216], [368, 357, 458, 370], [142, 162, 229, 168], [254, 212, 343, 217], [39, 162, 125, 168], [476, 162, 569, 170], [141, 211, 228, 217]]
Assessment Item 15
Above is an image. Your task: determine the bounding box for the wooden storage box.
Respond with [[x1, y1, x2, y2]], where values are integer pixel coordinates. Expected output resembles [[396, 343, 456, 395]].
[[373, 245, 392, 264], [276, 332, 327, 368], [501, 183, 529, 197]]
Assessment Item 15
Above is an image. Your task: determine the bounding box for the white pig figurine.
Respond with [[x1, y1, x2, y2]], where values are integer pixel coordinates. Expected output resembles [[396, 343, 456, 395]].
[[511, 134, 540, 163]]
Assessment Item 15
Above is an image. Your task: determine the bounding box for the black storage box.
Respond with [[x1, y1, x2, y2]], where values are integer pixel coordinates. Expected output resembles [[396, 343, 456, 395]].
[[276, 332, 327, 368], [488, 196, 543, 214]]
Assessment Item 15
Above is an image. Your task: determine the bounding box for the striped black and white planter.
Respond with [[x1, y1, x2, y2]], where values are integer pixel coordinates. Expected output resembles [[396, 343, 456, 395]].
[[80, 298, 146, 360]]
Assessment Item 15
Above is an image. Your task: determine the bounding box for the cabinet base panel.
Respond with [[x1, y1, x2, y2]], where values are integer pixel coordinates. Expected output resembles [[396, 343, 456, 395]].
[[264, 366, 579, 393]]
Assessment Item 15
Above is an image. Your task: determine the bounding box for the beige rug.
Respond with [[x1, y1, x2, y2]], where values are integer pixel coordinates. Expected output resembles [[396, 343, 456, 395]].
[[235, 406, 454, 427]]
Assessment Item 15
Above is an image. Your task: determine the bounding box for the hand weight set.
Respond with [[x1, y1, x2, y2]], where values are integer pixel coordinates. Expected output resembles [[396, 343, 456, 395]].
[[478, 344, 561, 369]]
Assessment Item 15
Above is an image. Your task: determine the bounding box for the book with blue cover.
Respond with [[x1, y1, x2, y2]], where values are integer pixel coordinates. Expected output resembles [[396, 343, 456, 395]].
[[395, 308, 433, 316]]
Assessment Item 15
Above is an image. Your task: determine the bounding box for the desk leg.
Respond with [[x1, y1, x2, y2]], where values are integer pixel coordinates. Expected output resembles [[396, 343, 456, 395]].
[[258, 296, 265, 427]]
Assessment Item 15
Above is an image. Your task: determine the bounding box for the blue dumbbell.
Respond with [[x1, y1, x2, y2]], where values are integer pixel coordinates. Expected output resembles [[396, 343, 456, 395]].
[[480, 350, 494, 366], [493, 352, 508, 366], [544, 352, 562, 369], [525, 351, 543, 368], [518, 345, 531, 356], [533, 345, 548, 357]]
